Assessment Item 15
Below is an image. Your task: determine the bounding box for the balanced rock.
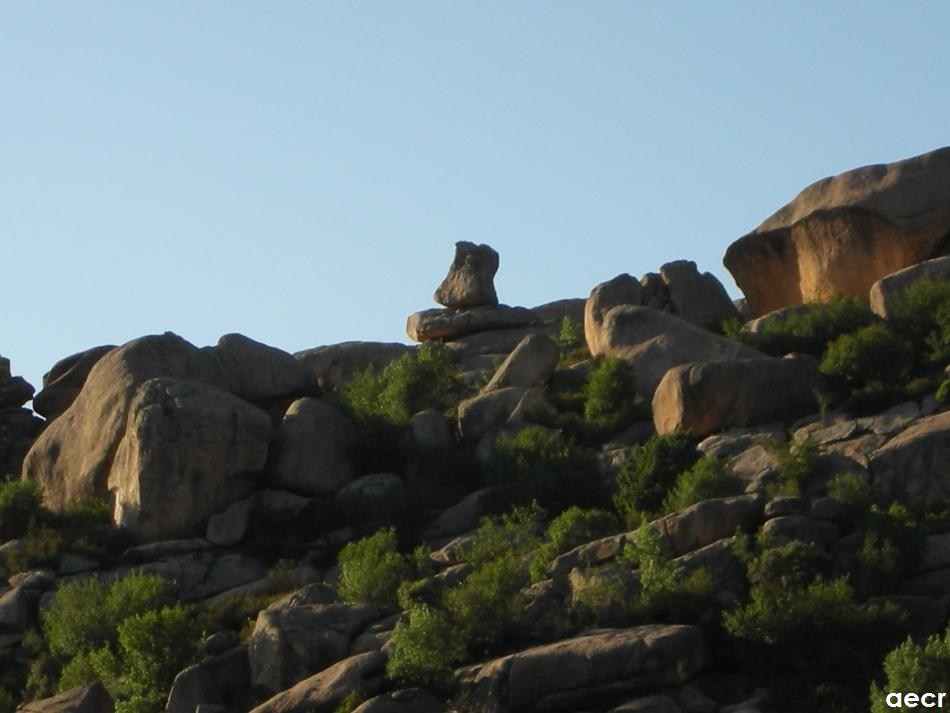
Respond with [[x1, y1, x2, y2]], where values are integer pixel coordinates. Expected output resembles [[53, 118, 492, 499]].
[[653, 356, 819, 438], [869, 256, 950, 318], [407, 304, 537, 342], [724, 147, 950, 316], [434, 241, 499, 308], [592, 306, 763, 399], [32, 345, 115, 420]]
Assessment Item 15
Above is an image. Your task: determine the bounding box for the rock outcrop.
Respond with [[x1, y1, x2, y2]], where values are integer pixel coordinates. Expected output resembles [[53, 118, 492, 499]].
[[293, 342, 413, 390], [870, 410, 950, 512], [32, 345, 115, 421], [869, 255, 950, 318], [16, 683, 114, 713], [0, 356, 43, 478], [590, 306, 763, 399], [434, 241, 500, 309], [652, 355, 819, 437], [407, 305, 537, 342], [725, 147, 950, 316]]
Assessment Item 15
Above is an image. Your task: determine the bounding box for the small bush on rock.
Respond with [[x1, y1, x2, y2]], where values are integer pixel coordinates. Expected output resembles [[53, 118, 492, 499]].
[[555, 316, 589, 365], [583, 356, 634, 420], [336, 527, 409, 609], [486, 426, 603, 514], [0, 478, 41, 540], [661, 455, 743, 514], [387, 605, 466, 687], [745, 295, 876, 357], [870, 628, 950, 713], [820, 322, 915, 393], [888, 279, 950, 368], [613, 431, 698, 525], [529, 506, 620, 581]]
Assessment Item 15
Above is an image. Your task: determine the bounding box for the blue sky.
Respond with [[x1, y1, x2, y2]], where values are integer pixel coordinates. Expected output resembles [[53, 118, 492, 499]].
[[4, 2, 949, 389]]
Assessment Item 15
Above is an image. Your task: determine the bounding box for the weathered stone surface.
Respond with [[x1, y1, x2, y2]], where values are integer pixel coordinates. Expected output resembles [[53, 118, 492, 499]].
[[32, 346, 116, 420], [248, 598, 379, 694], [530, 298, 586, 328], [435, 241, 500, 309], [725, 147, 950, 316], [267, 398, 355, 496], [659, 260, 740, 328], [423, 488, 492, 541], [209, 333, 309, 401], [18, 683, 114, 713], [0, 585, 37, 632], [351, 689, 446, 713], [585, 274, 643, 356], [673, 537, 745, 604], [206, 499, 254, 547], [741, 304, 815, 336], [608, 695, 682, 712], [453, 625, 710, 713], [0, 355, 34, 409], [870, 411, 950, 512], [729, 445, 781, 493], [924, 532, 950, 571], [761, 515, 837, 547], [651, 495, 764, 558], [870, 256, 950, 317], [109, 377, 271, 541], [482, 335, 559, 393], [248, 651, 386, 713], [593, 306, 763, 399], [653, 356, 819, 438], [697, 425, 784, 460], [409, 409, 452, 452], [22, 333, 305, 534], [166, 646, 250, 713], [457, 387, 526, 441], [335, 473, 406, 522], [129, 552, 267, 601], [294, 342, 414, 390], [0, 406, 44, 486], [407, 305, 537, 342]]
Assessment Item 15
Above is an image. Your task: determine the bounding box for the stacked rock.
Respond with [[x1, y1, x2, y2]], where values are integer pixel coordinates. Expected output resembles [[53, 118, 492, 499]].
[[0, 356, 43, 477], [406, 242, 538, 342]]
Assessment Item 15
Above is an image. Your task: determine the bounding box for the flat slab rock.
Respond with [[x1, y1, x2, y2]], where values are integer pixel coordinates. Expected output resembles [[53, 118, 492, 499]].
[[406, 305, 538, 342], [453, 625, 711, 713]]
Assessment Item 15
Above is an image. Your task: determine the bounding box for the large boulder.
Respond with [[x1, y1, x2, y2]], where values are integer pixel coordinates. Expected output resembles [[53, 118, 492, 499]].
[[266, 398, 355, 496], [352, 689, 445, 713], [17, 683, 113, 713], [248, 652, 386, 713], [585, 274, 643, 356], [457, 387, 526, 441], [435, 241, 500, 309], [652, 356, 819, 437], [32, 345, 115, 420], [481, 335, 559, 393], [453, 625, 710, 713], [724, 147, 950, 316], [22, 333, 305, 540], [659, 260, 740, 328], [165, 645, 250, 713], [109, 378, 271, 541], [248, 599, 379, 694], [869, 256, 950, 318], [870, 411, 950, 512], [293, 342, 414, 390], [407, 305, 538, 342], [592, 306, 763, 399]]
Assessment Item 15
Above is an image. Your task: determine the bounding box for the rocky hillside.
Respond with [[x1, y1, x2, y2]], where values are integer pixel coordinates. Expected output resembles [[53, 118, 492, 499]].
[[3, 148, 950, 713]]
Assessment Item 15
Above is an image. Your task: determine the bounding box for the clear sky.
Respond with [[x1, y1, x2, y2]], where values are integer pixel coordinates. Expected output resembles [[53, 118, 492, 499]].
[[4, 2, 949, 391]]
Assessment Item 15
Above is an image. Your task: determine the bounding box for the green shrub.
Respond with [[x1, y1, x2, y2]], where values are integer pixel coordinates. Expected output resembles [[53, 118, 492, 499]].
[[621, 527, 678, 603], [888, 279, 950, 368], [486, 426, 603, 513], [555, 316, 589, 365], [746, 295, 876, 357], [386, 605, 465, 687], [118, 606, 200, 704], [724, 577, 904, 712], [0, 479, 41, 540], [661, 455, 743, 514], [743, 540, 832, 598], [344, 342, 460, 426], [460, 504, 543, 569], [827, 472, 874, 524], [870, 628, 950, 713], [765, 438, 821, 497], [444, 554, 524, 656], [4, 524, 63, 574], [582, 357, 634, 420], [613, 431, 698, 525], [333, 692, 367, 713], [529, 506, 620, 581], [336, 528, 409, 608], [820, 322, 915, 392]]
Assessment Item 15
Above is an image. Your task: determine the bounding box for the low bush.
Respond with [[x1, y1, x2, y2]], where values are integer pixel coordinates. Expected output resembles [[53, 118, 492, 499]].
[[555, 316, 589, 365], [742, 539, 832, 598], [661, 455, 743, 514], [613, 431, 698, 525], [344, 342, 461, 426], [764, 437, 821, 497], [888, 279, 950, 369], [336, 527, 410, 609], [460, 504, 543, 569], [582, 357, 634, 420], [870, 628, 950, 713], [485, 426, 603, 514], [444, 554, 524, 657], [0, 478, 41, 540], [820, 322, 915, 393], [529, 506, 620, 581], [386, 605, 465, 687], [743, 295, 876, 357]]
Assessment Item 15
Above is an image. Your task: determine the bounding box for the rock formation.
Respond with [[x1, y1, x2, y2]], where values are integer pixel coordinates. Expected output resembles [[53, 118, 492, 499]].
[[725, 146, 950, 316], [434, 241, 500, 309], [0, 356, 43, 477]]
